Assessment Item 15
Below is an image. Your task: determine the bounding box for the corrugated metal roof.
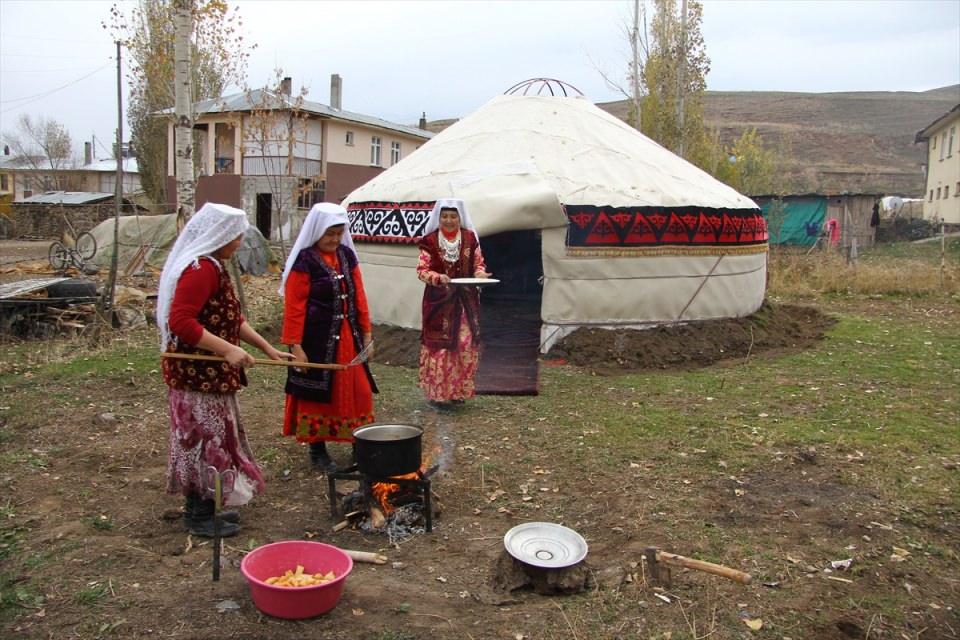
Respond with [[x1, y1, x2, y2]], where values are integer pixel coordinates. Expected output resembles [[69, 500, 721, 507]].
[[0, 277, 70, 300], [81, 157, 139, 173], [15, 191, 115, 205], [160, 89, 433, 140]]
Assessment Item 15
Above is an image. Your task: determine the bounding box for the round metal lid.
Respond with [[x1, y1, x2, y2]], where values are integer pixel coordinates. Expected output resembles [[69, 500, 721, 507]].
[[503, 522, 588, 569]]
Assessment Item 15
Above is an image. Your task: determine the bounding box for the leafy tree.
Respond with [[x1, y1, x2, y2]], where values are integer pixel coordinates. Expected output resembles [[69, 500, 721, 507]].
[[640, 0, 710, 162], [715, 128, 784, 196], [104, 0, 253, 207]]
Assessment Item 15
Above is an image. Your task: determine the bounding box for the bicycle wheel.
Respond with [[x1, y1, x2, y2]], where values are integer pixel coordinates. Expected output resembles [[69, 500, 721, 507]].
[[48, 242, 69, 272], [76, 232, 97, 260]]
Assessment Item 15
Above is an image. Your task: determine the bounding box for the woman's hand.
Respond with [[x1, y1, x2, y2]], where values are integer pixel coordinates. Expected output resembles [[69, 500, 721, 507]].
[[474, 270, 492, 279], [362, 334, 375, 360], [437, 274, 451, 286], [223, 345, 255, 368], [288, 344, 308, 373], [263, 345, 295, 362]]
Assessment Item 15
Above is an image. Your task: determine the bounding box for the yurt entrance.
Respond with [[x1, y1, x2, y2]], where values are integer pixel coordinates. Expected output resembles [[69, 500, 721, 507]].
[[475, 229, 543, 396]]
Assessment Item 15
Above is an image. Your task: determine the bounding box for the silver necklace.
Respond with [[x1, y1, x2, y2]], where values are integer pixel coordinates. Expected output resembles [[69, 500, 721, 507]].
[[438, 231, 461, 263]]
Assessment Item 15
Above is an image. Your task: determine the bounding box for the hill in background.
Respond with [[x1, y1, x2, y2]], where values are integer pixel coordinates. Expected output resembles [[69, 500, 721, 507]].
[[601, 85, 958, 196], [423, 85, 959, 197]]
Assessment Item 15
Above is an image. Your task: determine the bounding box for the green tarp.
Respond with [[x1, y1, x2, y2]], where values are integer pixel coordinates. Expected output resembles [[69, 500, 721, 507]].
[[761, 197, 826, 246]]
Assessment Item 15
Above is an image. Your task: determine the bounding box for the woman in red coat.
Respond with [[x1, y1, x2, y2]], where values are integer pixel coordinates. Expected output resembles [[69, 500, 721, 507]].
[[279, 202, 377, 472]]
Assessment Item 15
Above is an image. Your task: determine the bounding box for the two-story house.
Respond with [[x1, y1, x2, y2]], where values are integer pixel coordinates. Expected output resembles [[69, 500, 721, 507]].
[[164, 74, 432, 240], [916, 103, 960, 225]]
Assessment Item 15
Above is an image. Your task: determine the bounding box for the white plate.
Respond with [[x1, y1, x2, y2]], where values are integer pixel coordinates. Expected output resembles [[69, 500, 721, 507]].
[[449, 277, 500, 286], [503, 522, 588, 568]]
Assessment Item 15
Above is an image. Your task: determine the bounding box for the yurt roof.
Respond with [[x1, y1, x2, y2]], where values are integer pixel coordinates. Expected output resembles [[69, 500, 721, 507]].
[[345, 94, 757, 213]]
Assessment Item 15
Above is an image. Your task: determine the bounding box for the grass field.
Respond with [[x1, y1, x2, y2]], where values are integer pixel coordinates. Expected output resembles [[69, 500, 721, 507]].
[[0, 239, 957, 639]]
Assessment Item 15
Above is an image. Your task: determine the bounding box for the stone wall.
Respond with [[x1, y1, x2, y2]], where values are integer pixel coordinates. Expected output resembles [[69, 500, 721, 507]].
[[10, 202, 125, 239]]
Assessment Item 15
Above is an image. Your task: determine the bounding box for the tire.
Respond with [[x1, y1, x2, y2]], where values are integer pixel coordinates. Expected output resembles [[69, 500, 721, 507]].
[[76, 232, 97, 260], [48, 242, 69, 272], [45, 278, 98, 298]]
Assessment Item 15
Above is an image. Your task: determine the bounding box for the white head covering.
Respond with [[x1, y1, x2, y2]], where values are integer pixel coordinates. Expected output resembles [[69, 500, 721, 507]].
[[279, 202, 356, 295], [157, 202, 249, 351], [423, 198, 479, 243]]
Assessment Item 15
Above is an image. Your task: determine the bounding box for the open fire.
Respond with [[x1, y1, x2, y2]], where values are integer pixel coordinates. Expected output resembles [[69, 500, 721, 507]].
[[327, 456, 441, 541]]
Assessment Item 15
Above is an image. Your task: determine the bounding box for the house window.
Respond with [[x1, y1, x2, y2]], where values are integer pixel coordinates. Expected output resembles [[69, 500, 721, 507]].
[[936, 187, 941, 199], [955, 181, 960, 196], [0, 174, 7, 191], [940, 132, 947, 160], [945, 185, 950, 199], [932, 136, 936, 149], [948, 126, 956, 157], [370, 136, 382, 166], [390, 141, 401, 165], [345, 131, 354, 146], [929, 190, 934, 202], [297, 178, 325, 209]]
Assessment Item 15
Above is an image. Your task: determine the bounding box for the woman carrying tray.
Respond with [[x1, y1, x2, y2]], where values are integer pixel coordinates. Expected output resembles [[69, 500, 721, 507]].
[[416, 198, 492, 409]]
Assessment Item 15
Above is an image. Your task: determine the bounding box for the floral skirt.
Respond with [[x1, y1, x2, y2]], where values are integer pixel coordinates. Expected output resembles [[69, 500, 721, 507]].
[[165, 388, 264, 507], [419, 313, 480, 402]]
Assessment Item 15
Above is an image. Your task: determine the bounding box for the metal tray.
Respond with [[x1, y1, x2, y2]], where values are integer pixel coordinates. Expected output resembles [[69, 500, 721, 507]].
[[503, 522, 588, 568], [449, 277, 500, 286]]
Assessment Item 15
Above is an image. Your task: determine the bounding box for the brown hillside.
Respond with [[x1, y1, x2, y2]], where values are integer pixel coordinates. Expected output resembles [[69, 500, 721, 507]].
[[597, 86, 960, 196]]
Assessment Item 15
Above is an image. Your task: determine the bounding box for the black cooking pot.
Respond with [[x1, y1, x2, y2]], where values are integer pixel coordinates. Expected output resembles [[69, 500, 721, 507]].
[[353, 424, 423, 477]]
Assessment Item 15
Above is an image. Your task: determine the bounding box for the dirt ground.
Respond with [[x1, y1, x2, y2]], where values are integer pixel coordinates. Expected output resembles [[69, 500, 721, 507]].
[[0, 253, 957, 640]]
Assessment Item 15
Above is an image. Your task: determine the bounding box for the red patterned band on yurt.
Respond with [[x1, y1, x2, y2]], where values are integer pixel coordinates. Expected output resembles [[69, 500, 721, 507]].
[[347, 201, 435, 243], [564, 204, 769, 256]]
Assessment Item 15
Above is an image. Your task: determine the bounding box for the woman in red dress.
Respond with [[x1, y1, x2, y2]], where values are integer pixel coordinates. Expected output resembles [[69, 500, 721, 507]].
[[417, 198, 492, 409], [280, 203, 377, 472], [158, 202, 291, 537]]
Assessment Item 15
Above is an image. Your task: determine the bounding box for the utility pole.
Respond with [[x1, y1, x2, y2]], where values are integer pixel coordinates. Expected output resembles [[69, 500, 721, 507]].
[[174, 0, 195, 228], [97, 41, 124, 336], [677, 0, 687, 158], [631, 0, 642, 130]]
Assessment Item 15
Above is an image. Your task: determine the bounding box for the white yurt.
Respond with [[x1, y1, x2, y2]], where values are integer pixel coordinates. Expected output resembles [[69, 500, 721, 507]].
[[343, 83, 768, 352]]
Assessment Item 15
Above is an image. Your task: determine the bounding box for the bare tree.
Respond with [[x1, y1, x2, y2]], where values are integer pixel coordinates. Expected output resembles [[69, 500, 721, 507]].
[[1, 114, 78, 193], [243, 70, 315, 261], [594, 0, 648, 130]]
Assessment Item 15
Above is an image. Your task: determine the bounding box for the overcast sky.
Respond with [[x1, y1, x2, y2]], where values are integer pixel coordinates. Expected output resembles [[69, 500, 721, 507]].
[[1, 0, 958, 159]]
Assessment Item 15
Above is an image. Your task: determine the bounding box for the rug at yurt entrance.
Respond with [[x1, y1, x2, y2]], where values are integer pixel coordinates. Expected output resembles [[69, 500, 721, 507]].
[[475, 294, 540, 395]]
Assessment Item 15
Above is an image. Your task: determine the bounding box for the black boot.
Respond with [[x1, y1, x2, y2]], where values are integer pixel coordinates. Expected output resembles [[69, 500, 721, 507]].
[[309, 441, 337, 473], [184, 494, 239, 538]]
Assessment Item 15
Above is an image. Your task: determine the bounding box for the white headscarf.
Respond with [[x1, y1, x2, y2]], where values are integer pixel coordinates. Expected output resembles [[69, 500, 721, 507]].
[[157, 202, 250, 351], [423, 198, 479, 243], [279, 202, 357, 295]]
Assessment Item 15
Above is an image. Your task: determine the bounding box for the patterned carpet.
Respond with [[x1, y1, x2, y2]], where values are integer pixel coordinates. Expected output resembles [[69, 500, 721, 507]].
[[475, 294, 540, 396]]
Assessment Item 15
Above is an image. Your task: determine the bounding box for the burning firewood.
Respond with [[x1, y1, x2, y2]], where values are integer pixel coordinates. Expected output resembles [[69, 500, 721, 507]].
[[369, 504, 387, 529]]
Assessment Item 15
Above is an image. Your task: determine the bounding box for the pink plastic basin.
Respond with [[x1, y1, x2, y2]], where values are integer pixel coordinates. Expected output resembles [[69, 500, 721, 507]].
[[240, 541, 353, 619]]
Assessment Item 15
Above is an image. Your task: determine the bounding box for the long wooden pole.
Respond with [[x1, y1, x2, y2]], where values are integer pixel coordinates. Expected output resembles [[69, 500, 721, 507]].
[[161, 352, 347, 370]]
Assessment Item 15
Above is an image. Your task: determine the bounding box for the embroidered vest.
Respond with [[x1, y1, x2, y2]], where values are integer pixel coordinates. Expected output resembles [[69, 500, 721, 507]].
[[418, 230, 480, 350], [284, 245, 377, 403], [162, 258, 246, 393]]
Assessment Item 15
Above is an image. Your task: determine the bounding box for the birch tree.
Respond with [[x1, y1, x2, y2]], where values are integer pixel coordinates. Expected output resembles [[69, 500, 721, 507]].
[[173, 0, 195, 223], [105, 0, 252, 210]]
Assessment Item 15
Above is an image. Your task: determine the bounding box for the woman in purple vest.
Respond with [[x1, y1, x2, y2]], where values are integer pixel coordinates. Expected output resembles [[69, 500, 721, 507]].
[[417, 198, 492, 409], [279, 203, 378, 472], [158, 203, 291, 537]]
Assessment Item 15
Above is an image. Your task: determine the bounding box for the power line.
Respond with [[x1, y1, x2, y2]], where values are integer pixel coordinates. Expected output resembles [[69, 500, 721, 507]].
[[0, 63, 113, 113]]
